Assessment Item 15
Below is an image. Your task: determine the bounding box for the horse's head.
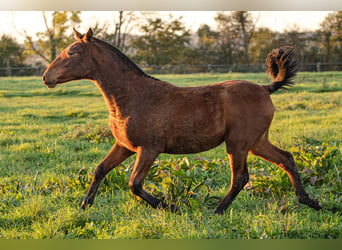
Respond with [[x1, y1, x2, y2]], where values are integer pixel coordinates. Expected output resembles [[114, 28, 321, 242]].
[[43, 28, 94, 88]]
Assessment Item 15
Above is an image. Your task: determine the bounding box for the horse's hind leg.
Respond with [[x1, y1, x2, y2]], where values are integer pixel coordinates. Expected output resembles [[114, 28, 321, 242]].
[[81, 142, 134, 209], [250, 133, 322, 210], [213, 149, 249, 215], [129, 147, 179, 212]]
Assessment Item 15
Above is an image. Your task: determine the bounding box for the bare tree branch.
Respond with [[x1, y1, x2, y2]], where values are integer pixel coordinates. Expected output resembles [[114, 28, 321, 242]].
[[23, 30, 50, 64], [11, 13, 51, 64], [248, 12, 261, 42], [42, 11, 52, 37]]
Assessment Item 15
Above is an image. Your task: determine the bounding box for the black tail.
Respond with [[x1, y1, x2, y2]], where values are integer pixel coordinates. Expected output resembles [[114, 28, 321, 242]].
[[265, 46, 298, 94]]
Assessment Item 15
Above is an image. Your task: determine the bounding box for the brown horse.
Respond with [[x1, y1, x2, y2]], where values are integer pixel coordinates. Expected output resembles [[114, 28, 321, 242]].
[[43, 28, 321, 214]]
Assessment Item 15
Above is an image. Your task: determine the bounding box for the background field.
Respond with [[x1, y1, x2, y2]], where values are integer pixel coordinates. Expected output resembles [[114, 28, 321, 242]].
[[0, 72, 341, 239]]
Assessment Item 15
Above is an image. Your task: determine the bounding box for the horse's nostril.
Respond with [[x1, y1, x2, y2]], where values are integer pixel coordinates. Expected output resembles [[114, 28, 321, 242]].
[[43, 74, 46, 82]]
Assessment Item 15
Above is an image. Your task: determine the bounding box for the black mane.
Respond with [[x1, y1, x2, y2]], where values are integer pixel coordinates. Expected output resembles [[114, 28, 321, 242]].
[[95, 38, 159, 81]]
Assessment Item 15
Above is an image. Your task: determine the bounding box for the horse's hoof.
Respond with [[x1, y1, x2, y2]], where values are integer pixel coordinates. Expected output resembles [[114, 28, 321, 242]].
[[160, 201, 180, 214], [170, 203, 180, 214], [213, 208, 224, 215], [299, 196, 322, 210], [80, 202, 86, 210], [80, 200, 92, 210], [310, 199, 322, 210]]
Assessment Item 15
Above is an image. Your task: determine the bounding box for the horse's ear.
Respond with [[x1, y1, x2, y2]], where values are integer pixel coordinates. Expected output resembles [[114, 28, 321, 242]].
[[73, 28, 83, 40], [83, 28, 93, 41]]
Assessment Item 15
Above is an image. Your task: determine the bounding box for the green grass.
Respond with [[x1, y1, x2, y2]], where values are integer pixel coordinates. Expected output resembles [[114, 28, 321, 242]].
[[0, 72, 341, 239]]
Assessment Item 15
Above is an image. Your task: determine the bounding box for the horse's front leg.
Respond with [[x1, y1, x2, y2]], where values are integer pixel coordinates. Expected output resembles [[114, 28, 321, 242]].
[[81, 143, 134, 209], [129, 147, 179, 213]]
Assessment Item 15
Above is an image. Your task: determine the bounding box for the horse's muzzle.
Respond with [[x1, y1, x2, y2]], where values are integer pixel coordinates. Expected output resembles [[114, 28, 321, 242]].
[[43, 73, 57, 89]]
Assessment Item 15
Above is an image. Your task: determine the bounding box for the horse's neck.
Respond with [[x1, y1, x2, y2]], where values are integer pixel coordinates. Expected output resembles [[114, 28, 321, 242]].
[[90, 43, 160, 119], [92, 73, 151, 118]]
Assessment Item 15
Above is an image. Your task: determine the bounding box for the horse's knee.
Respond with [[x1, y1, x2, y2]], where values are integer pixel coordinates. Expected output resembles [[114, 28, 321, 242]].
[[93, 164, 106, 183], [242, 171, 249, 186], [129, 179, 142, 196], [231, 166, 249, 189], [235, 171, 249, 188]]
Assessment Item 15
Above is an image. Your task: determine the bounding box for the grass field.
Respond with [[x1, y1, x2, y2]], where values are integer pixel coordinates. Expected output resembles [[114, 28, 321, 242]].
[[0, 72, 341, 239]]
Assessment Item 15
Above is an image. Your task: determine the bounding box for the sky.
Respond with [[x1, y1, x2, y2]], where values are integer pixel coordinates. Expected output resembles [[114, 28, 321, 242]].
[[0, 11, 331, 42]]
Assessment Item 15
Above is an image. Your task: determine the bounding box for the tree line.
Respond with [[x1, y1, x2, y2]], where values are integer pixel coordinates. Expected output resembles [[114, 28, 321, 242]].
[[1, 11, 341, 76]]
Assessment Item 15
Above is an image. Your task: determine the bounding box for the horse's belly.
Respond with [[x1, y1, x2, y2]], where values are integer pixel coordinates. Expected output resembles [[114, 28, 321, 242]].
[[164, 101, 226, 154], [164, 124, 225, 154], [164, 135, 224, 154]]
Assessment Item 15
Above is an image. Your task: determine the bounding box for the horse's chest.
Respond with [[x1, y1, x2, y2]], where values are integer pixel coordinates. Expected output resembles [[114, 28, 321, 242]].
[[109, 117, 136, 151]]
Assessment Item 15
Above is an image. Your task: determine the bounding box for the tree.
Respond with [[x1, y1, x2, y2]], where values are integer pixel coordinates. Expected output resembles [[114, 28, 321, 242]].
[[215, 11, 258, 68], [0, 35, 26, 75], [319, 11, 342, 63], [93, 11, 139, 52], [249, 28, 276, 64], [111, 11, 135, 50], [195, 24, 220, 64], [20, 11, 81, 64], [214, 12, 237, 65], [131, 15, 191, 66], [231, 11, 258, 67]]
